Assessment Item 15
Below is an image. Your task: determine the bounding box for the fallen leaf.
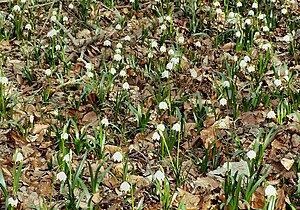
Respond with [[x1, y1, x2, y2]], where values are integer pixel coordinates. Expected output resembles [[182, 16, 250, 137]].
[[280, 158, 294, 171], [177, 188, 200, 210]]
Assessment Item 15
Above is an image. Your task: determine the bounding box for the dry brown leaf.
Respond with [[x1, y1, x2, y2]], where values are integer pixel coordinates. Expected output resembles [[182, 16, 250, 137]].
[[32, 124, 49, 134], [193, 177, 220, 194], [280, 158, 294, 171], [275, 186, 286, 210], [222, 42, 236, 51], [200, 126, 216, 149], [177, 188, 200, 210], [82, 111, 98, 124], [250, 186, 265, 209]]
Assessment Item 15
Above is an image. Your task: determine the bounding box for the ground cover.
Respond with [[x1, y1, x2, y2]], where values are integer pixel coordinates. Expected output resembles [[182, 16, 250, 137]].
[[0, 0, 299, 209]]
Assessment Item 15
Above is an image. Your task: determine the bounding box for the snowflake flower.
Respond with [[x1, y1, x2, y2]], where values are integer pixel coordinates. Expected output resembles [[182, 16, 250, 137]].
[[152, 132, 160, 140], [57, 172, 67, 181], [267, 110, 276, 119], [265, 185, 277, 197], [220, 98, 227, 106], [8, 197, 18, 207], [172, 123, 181, 132], [157, 124, 165, 132], [158, 101, 168, 110], [112, 152, 123, 162], [101, 118, 109, 126], [122, 82, 129, 90], [104, 40, 111, 46], [120, 182, 131, 192], [154, 170, 165, 181], [246, 150, 256, 159]]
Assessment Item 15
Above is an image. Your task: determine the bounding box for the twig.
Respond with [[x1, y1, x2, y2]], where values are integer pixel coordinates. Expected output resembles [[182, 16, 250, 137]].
[[53, 19, 79, 47]]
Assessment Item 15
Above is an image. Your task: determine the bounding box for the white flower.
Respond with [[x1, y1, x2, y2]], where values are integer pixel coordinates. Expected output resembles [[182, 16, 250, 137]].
[[237, 2, 242, 7], [245, 19, 251, 25], [148, 52, 153, 58], [13, 5, 21, 12], [112, 152, 123, 162], [283, 34, 291, 42], [261, 43, 271, 50], [265, 185, 277, 197], [172, 123, 180, 132], [166, 62, 173, 70], [157, 124, 165, 132], [177, 36, 184, 44], [168, 49, 174, 55], [246, 150, 256, 159], [258, 13, 265, 20], [240, 60, 247, 68], [216, 8, 222, 14], [130, 0, 134, 2], [244, 55, 251, 63], [47, 29, 57, 38], [116, 43, 123, 48], [151, 41, 158, 48], [160, 24, 167, 31], [120, 181, 131, 192], [152, 132, 160, 140], [189, 68, 197, 78], [21, 0, 26, 3], [213, 1, 220, 7], [123, 82, 129, 90], [85, 63, 92, 70], [110, 67, 116, 75], [247, 65, 255, 73], [25, 24, 32, 30], [101, 118, 109, 126], [223, 80, 230, 88], [63, 16, 69, 22], [248, 10, 255, 16], [267, 110, 276, 119], [119, 70, 127, 77], [8, 197, 18, 207], [61, 133, 68, 140], [274, 79, 282, 87], [63, 154, 71, 163], [252, 2, 258, 9], [162, 70, 169, 78], [154, 170, 165, 181], [195, 41, 201, 47], [220, 98, 227, 106], [57, 171, 67, 181], [115, 24, 122, 30], [115, 49, 121, 54], [29, 115, 34, 123], [68, 3, 74, 9], [86, 71, 94, 78], [124, 35, 131, 41], [281, 8, 287, 14], [104, 40, 111, 46], [171, 57, 180, 64], [219, 121, 227, 129], [15, 151, 23, 162], [45, 69, 51, 76], [114, 54, 122, 61], [235, 31, 241, 38], [159, 101, 168, 110], [283, 75, 289, 81], [165, 15, 172, 22], [160, 45, 166, 53], [0, 77, 8, 84], [262, 26, 269, 32], [55, 45, 61, 51], [50, 16, 56, 22]]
